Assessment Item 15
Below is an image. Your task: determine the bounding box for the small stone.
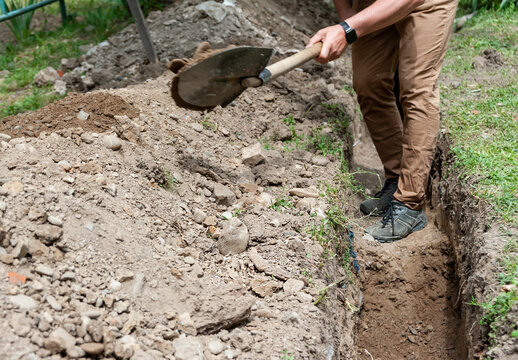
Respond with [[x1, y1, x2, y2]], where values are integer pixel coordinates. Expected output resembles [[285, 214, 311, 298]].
[[242, 143, 266, 166], [132, 273, 146, 297], [213, 183, 236, 206], [81, 133, 94, 144], [103, 135, 122, 151], [60, 271, 76, 281], [77, 110, 90, 121], [8, 295, 38, 309], [191, 123, 204, 132], [251, 278, 282, 297], [67, 346, 86, 358], [46, 295, 63, 311], [1, 181, 23, 196], [109, 279, 122, 292], [53, 79, 67, 95], [221, 211, 232, 220], [13, 314, 32, 336], [34, 66, 59, 86], [118, 270, 134, 282], [0, 133, 11, 142], [203, 215, 218, 227], [208, 339, 225, 355], [81, 310, 102, 319], [173, 336, 203, 360], [12, 239, 29, 258], [48, 215, 64, 227], [217, 218, 249, 255], [45, 328, 75, 353], [296, 197, 317, 211], [283, 279, 304, 294], [193, 208, 207, 224], [63, 176, 75, 184], [35, 224, 62, 244], [289, 186, 319, 198], [28, 205, 47, 222], [85, 222, 95, 232], [58, 160, 72, 171], [184, 256, 196, 265], [311, 155, 330, 166], [35, 264, 54, 276], [238, 183, 259, 194]]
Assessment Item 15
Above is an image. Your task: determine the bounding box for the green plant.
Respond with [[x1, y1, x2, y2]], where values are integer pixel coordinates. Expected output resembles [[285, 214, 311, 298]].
[[471, 289, 518, 343], [270, 197, 294, 212], [281, 349, 294, 360], [5, 0, 36, 40], [260, 136, 273, 150]]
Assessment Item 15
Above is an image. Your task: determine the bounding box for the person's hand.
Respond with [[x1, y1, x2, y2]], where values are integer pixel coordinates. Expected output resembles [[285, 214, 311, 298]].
[[307, 24, 348, 64]]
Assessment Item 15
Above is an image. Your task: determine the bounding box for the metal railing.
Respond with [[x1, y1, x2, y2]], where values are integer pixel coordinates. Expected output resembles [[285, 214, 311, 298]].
[[0, 0, 67, 24]]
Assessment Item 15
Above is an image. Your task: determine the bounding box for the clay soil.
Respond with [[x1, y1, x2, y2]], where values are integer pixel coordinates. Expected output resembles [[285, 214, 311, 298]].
[[0, 1, 474, 359]]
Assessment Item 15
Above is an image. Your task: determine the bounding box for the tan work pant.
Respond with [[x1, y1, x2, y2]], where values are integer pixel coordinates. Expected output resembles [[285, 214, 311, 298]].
[[352, 0, 458, 209]]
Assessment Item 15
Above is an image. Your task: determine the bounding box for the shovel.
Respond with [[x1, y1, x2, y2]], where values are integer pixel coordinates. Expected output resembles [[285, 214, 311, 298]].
[[171, 43, 322, 110]]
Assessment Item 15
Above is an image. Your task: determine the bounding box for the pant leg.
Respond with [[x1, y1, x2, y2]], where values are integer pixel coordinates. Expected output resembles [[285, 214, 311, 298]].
[[352, 25, 402, 179], [393, 0, 458, 209]]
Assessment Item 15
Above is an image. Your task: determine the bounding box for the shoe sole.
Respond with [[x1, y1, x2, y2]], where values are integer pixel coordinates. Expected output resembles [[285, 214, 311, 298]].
[[374, 217, 428, 243]]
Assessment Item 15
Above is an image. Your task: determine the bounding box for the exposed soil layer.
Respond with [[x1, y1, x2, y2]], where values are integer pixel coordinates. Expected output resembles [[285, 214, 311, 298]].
[[429, 135, 518, 359], [349, 131, 464, 359], [355, 213, 463, 360], [0, 93, 139, 138]]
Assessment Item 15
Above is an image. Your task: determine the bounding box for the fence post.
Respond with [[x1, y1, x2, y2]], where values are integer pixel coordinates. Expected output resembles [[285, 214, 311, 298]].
[[125, 0, 158, 63], [58, 0, 66, 25]]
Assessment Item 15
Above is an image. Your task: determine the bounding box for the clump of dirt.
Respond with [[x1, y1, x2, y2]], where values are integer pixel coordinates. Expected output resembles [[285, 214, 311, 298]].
[[0, 92, 139, 138], [482, 49, 504, 68]]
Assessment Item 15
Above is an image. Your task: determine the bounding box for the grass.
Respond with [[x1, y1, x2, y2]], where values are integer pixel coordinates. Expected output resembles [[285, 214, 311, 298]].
[[440, 8, 518, 347], [269, 196, 294, 212], [441, 9, 517, 224], [0, 0, 132, 119], [278, 104, 350, 156]]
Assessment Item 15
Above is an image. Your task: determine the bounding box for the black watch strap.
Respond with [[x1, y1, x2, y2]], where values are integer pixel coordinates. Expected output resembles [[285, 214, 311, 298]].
[[339, 21, 357, 44]]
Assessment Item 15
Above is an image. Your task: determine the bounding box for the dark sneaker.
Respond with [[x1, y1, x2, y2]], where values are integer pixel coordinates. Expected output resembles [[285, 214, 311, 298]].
[[365, 201, 428, 243], [360, 177, 399, 216]]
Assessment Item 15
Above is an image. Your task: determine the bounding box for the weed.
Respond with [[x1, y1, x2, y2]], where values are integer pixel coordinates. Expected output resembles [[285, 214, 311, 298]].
[[5, 0, 37, 40], [301, 268, 313, 283], [260, 136, 274, 150], [307, 127, 343, 156], [0, 86, 63, 118], [281, 349, 294, 360], [270, 197, 294, 212]]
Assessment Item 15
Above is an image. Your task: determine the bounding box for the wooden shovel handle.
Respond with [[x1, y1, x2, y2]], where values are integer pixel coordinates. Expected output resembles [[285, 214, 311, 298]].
[[241, 42, 322, 88]]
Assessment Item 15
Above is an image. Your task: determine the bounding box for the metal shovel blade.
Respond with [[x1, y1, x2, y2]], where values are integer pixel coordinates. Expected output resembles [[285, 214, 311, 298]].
[[173, 46, 273, 109]]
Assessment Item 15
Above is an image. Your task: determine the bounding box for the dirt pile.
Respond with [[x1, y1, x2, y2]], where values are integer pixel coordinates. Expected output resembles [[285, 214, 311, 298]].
[[0, 93, 139, 139], [0, 1, 365, 357], [60, 0, 338, 92]]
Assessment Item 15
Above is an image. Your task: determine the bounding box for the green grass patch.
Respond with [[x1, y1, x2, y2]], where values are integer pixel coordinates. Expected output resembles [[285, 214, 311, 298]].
[[441, 9, 518, 224], [0, 0, 132, 119]]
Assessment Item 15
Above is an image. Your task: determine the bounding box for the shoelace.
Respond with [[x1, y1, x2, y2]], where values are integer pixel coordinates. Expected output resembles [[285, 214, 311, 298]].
[[381, 202, 404, 235]]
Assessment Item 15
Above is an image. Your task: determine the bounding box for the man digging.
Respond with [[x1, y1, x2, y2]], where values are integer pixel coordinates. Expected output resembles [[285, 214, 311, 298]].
[[308, 0, 457, 242]]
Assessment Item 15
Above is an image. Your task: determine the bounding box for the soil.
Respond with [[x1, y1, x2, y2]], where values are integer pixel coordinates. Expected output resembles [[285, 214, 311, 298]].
[[0, 0, 512, 359], [0, 93, 139, 138]]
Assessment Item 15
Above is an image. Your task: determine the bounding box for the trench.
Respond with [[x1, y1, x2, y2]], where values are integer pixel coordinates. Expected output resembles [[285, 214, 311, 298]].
[[348, 135, 472, 360]]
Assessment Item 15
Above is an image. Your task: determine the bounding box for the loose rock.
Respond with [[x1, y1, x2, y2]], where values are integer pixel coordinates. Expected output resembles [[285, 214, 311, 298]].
[[217, 218, 249, 255]]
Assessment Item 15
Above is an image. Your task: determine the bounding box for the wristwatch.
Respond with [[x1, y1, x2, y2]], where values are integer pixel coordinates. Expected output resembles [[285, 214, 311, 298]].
[[339, 21, 357, 44]]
